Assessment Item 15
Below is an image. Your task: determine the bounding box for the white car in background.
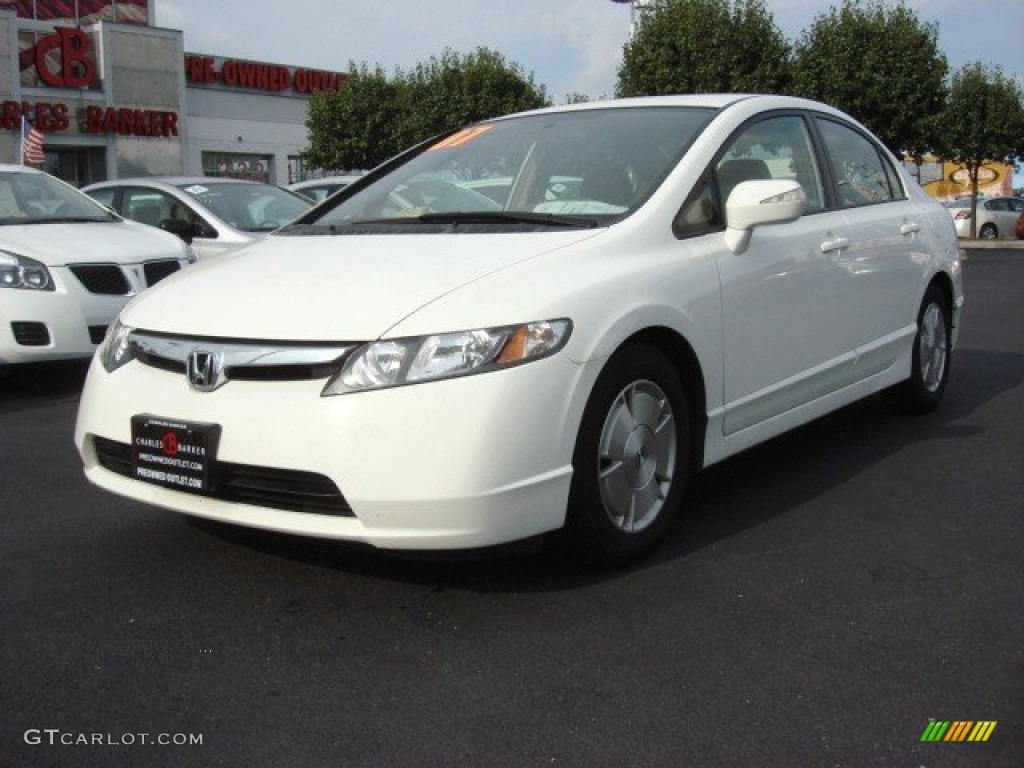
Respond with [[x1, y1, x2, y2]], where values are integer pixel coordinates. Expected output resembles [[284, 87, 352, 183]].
[[287, 175, 363, 203], [83, 177, 312, 260], [1, 164, 193, 366], [75, 95, 963, 567], [946, 196, 1024, 239]]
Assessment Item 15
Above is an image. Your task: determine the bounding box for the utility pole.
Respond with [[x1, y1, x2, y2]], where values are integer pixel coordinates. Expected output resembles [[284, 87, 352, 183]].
[[610, 0, 652, 39]]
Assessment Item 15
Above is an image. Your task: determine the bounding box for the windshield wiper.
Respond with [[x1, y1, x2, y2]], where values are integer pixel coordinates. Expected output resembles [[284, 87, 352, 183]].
[[414, 211, 600, 228], [24, 216, 111, 224], [278, 212, 602, 236]]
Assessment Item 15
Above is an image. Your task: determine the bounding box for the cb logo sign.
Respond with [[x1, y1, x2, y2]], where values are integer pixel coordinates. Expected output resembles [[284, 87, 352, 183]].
[[34, 28, 95, 88]]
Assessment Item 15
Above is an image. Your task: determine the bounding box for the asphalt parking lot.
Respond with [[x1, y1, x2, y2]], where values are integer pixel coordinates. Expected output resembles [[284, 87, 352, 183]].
[[1, 249, 1021, 767]]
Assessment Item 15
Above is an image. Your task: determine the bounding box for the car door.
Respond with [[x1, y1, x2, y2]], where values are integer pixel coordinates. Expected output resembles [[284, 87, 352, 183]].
[[710, 113, 858, 435], [814, 117, 926, 373]]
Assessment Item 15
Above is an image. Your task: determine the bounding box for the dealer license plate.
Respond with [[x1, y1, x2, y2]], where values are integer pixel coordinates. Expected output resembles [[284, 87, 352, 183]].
[[130, 416, 220, 493]]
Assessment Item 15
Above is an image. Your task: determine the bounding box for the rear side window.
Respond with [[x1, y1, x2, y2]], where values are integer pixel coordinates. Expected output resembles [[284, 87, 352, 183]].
[[817, 119, 903, 207]]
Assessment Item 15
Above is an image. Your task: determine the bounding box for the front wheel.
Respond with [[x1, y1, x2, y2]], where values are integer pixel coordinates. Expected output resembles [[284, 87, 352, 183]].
[[979, 223, 997, 239], [564, 344, 691, 567], [886, 284, 952, 414]]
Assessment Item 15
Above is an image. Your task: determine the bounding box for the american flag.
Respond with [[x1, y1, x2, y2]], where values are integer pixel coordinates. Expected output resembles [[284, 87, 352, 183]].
[[21, 117, 45, 166]]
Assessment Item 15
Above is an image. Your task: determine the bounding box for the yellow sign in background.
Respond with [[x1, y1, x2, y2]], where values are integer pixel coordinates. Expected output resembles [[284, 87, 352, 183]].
[[905, 156, 1014, 201]]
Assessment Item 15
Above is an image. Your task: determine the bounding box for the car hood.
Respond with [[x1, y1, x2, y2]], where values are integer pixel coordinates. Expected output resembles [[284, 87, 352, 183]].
[[0, 219, 185, 265], [121, 230, 604, 340]]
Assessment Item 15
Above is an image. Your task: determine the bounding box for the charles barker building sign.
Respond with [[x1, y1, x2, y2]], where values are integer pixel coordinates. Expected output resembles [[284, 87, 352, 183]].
[[3, 26, 179, 136], [2, 25, 345, 138]]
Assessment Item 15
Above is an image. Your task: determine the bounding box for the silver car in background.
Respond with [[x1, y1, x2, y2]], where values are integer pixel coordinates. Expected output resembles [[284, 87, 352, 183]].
[[946, 196, 1024, 239], [84, 177, 313, 259]]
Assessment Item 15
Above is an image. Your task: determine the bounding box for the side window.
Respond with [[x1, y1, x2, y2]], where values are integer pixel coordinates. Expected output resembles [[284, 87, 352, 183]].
[[1011, 199, 1024, 213], [817, 119, 901, 207], [86, 188, 116, 210], [123, 188, 175, 227], [673, 177, 721, 238], [987, 199, 1008, 212], [715, 115, 825, 214]]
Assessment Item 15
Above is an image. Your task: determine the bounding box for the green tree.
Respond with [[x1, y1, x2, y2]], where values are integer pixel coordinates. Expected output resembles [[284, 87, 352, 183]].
[[792, 0, 947, 156], [303, 63, 406, 172], [616, 0, 791, 97], [933, 63, 1024, 238], [303, 48, 548, 172], [402, 48, 549, 142]]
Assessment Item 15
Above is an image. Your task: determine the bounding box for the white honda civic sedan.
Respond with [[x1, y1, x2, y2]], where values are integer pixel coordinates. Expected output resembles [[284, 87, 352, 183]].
[[75, 95, 963, 567]]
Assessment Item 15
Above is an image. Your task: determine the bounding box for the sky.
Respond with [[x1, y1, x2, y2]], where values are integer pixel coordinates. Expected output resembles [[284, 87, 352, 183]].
[[156, 0, 1024, 183]]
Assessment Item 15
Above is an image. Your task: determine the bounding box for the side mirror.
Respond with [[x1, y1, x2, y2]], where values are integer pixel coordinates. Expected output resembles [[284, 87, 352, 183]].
[[158, 217, 195, 244], [724, 179, 806, 254]]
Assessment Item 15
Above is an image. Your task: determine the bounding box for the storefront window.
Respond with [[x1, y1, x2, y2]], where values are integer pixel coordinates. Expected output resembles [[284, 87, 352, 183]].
[[10, 1, 149, 24], [42, 147, 107, 188], [288, 156, 305, 185], [203, 152, 271, 183]]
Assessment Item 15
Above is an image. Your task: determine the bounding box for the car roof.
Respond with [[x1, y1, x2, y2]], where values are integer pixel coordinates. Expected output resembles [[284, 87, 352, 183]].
[[0, 163, 45, 174], [498, 93, 842, 120], [288, 176, 361, 189]]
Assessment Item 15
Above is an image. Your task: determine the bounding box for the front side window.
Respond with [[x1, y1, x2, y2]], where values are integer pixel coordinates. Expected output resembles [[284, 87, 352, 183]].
[[123, 188, 176, 227], [294, 107, 716, 234], [817, 119, 902, 207], [715, 115, 825, 214], [674, 177, 721, 238]]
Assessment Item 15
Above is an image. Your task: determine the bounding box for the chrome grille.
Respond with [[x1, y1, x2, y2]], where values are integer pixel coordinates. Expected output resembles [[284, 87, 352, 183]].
[[130, 332, 355, 383]]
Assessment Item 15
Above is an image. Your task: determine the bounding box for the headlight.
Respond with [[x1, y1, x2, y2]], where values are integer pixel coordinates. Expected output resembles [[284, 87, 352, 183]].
[[100, 319, 136, 373], [323, 319, 572, 396], [0, 251, 55, 291]]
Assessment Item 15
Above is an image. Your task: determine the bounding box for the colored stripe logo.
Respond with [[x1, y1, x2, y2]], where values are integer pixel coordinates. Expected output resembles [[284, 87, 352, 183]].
[[920, 721, 997, 742]]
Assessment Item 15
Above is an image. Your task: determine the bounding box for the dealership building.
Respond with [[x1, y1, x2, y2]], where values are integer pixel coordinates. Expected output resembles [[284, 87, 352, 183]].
[[0, 0, 345, 187]]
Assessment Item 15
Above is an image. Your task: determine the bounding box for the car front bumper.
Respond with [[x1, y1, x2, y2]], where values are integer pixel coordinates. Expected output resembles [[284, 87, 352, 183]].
[[75, 351, 594, 550], [1, 268, 130, 364]]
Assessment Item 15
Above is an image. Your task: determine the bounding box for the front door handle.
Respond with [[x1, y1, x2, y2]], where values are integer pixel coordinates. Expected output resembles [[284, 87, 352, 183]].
[[820, 236, 850, 253], [900, 222, 921, 236]]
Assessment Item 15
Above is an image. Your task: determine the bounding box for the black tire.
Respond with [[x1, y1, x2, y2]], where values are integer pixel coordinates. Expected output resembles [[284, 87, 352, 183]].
[[979, 223, 997, 239], [886, 284, 952, 414], [563, 344, 691, 568]]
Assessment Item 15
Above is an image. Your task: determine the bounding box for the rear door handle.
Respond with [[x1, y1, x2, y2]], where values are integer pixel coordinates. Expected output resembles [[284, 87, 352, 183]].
[[900, 222, 921, 236], [820, 236, 849, 253]]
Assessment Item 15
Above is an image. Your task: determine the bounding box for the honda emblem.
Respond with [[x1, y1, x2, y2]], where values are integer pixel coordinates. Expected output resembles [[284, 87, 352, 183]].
[[186, 349, 223, 392]]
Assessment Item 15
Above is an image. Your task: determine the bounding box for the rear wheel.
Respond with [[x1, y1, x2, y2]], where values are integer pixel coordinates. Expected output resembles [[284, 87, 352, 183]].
[[564, 344, 690, 567], [886, 284, 951, 414]]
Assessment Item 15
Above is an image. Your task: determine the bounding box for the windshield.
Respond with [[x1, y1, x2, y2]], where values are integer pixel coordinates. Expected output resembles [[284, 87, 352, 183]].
[[176, 182, 312, 233], [290, 106, 716, 234], [0, 170, 116, 225]]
